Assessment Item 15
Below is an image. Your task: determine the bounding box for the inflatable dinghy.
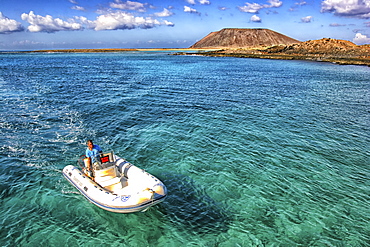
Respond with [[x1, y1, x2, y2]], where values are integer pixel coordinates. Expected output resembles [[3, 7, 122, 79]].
[[63, 152, 167, 213]]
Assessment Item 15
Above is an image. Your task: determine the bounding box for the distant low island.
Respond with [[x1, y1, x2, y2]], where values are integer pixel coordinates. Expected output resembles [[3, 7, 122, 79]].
[[20, 28, 370, 67], [28, 48, 194, 53]]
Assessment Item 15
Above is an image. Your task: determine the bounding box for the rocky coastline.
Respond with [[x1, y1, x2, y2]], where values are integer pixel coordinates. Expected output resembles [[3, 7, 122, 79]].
[[178, 38, 370, 67]]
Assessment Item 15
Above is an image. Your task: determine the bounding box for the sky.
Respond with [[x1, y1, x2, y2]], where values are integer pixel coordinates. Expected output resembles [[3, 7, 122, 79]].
[[0, 0, 370, 50]]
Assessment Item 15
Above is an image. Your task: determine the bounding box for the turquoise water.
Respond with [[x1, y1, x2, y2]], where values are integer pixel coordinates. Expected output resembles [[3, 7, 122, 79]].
[[0, 52, 369, 246]]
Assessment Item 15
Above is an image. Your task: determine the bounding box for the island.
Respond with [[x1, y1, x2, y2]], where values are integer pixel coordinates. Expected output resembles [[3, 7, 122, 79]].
[[179, 28, 370, 67], [13, 28, 370, 67]]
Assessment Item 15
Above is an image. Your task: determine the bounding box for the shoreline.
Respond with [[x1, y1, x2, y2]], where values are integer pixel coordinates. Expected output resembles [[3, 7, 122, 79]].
[[2, 48, 217, 53], [175, 50, 370, 67], [2, 47, 369, 67]]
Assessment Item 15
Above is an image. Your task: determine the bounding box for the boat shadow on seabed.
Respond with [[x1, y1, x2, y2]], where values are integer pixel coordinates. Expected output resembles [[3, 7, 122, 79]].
[[156, 173, 231, 235]]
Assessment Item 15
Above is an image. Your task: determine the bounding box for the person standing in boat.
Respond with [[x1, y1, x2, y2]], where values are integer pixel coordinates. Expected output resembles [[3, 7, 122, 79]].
[[85, 140, 103, 174]]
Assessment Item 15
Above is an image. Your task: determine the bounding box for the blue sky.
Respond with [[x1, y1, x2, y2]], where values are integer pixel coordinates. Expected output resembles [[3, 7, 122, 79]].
[[1, 0, 370, 50]]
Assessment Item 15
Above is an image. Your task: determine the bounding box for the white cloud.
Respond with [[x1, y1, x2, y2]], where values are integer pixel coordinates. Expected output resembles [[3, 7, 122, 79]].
[[20, 8, 174, 33], [184, 6, 198, 13], [93, 11, 171, 31], [238, 0, 283, 13], [329, 23, 346, 26], [0, 12, 24, 34], [268, 0, 283, 7], [289, 0, 306, 11], [186, 0, 211, 4], [109, 0, 147, 12], [295, 1, 307, 6], [321, 0, 370, 19], [186, 0, 196, 4], [250, 15, 261, 22], [21, 11, 83, 33], [71, 6, 86, 11], [154, 8, 174, 17], [353, 32, 370, 44], [74, 16, 96, 29], [199, 0, 211, 4], [163, 20, 175, 26], [12, 40, 44, 46], [301, 15, 313, 23], [238, 3, 264, 13]]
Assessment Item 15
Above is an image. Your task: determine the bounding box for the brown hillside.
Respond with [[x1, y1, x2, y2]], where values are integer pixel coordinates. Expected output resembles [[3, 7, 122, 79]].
[[190, 28, 300, 49], [266, 38, 370, 57]]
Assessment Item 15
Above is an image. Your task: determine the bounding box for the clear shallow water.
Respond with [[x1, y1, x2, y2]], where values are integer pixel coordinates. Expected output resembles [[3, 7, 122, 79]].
[[0, 52, 369, 246]]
